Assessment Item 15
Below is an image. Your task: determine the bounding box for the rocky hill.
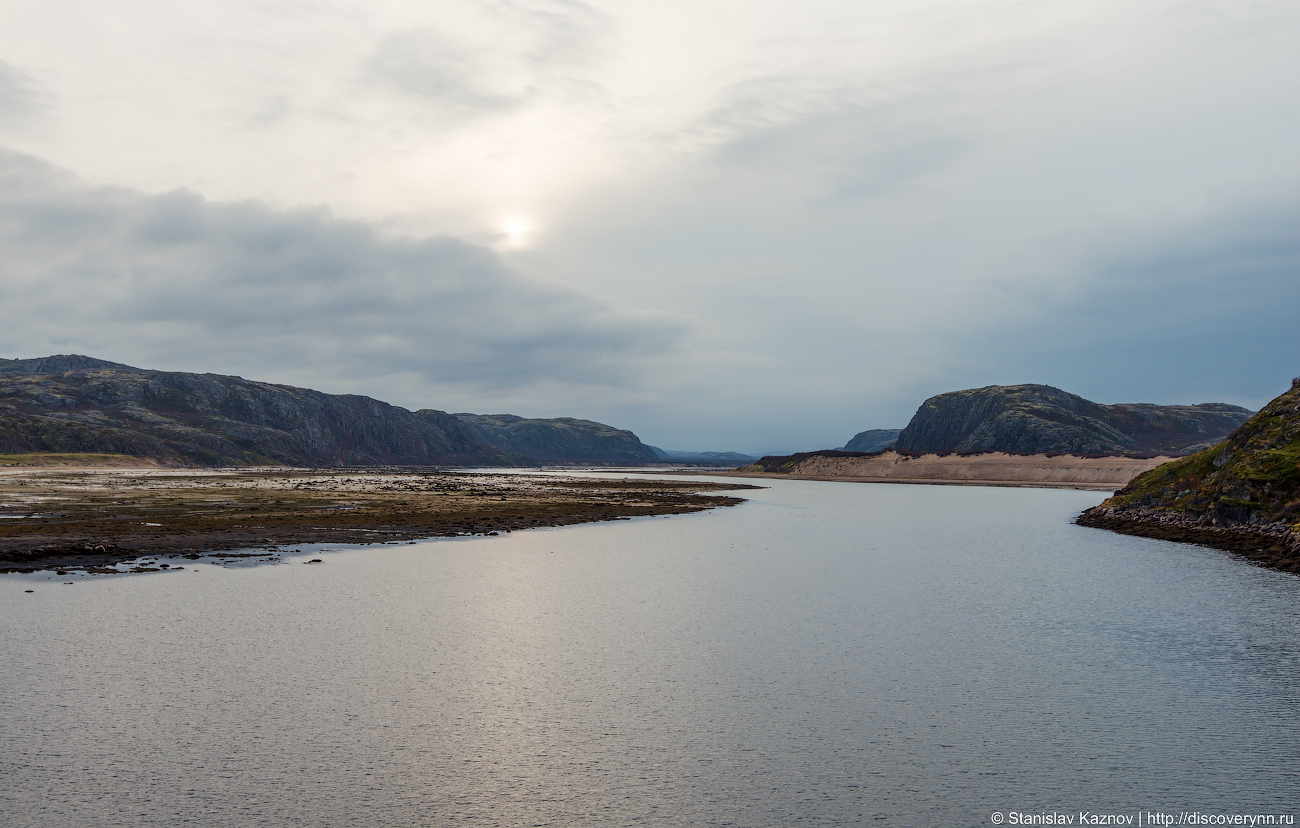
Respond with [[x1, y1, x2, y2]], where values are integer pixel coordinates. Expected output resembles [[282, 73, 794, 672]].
[[0, 355, 525, 466], [1077, 379, 1300, 572], [843, 428, 901, 452], [895, 384, 1251, 456], [453, 413, 660, 465]]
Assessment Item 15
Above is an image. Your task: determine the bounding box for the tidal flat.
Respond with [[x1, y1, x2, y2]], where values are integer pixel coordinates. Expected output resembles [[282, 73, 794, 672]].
[[0, 466, 754, 573]]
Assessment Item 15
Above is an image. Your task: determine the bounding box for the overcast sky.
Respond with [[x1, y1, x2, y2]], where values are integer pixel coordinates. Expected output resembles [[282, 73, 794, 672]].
[[1, 0, 1298, 454]]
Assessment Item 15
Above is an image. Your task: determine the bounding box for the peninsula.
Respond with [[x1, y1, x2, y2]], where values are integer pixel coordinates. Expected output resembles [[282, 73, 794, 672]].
[[1077, 379, 1300, 573], [0, 466, 756, 573]]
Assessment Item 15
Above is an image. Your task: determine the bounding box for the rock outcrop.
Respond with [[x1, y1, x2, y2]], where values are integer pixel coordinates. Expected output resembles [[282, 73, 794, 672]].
[[0, 355, 525, 466], [895, 384, 1251, 456], [453, 413, 660, 465], [843, 428, 901, 452], [1077, 379, 1300, 572]]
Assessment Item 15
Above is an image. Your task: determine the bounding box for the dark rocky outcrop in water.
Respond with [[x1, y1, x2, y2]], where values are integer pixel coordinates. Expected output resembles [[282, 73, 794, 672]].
[[894, 384, 1251, 456], [843, 429, 902, 453], [0, 355, 525, 466], [1077, 378, 1300, 573], [453, 413, 660, 465]]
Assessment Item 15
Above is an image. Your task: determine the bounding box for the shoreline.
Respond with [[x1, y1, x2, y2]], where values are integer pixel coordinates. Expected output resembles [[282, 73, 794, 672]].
[[702, 469, 1124, 491], [1076, 507, 1300, 574], [0, 467, 758, 574], [708, 450, 1178, 491]]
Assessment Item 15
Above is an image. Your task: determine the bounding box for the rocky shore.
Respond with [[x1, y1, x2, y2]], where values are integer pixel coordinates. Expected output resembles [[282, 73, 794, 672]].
[[0, 466, 756, 573], [1077, 379, 1300, 574], [1076, 507, 1299, 572]]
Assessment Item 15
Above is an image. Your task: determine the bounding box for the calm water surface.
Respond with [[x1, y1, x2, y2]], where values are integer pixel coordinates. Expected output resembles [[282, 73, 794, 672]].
[[2, 476, 1298, 826]]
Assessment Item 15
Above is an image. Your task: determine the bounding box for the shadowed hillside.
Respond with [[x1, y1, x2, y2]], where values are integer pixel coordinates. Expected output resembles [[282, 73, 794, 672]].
[[454, 414, 660, 465], [0, 356, 525, 466], [895, 384, 1251, 456], [843, 429, 901, 452]]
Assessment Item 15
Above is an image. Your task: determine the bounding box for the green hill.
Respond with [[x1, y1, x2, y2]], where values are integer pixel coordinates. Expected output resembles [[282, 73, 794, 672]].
[[1077, 379, 1300, 572]]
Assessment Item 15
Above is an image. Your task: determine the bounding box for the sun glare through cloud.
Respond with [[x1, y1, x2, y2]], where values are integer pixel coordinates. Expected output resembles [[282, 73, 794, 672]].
[[500, 215, 534, 248], [0, 0, 1297, 451]]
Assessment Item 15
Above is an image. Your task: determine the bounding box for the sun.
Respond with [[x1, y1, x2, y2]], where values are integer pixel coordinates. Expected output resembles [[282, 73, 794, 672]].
[[500, 216, 534, 247]]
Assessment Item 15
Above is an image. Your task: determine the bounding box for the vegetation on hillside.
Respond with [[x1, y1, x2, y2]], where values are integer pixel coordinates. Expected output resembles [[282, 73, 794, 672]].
[[1096, 380, 1300, 529], [1078, 379, 1300, 572]]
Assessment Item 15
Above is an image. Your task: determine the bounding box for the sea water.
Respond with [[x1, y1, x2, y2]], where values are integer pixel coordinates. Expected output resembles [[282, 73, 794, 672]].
[[2, 475, 1297, 826]]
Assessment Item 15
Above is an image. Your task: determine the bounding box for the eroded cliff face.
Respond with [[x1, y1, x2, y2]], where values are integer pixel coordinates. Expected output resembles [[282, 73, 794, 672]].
[[1077, 380, 1300, 571], [894, 384, 1251, 456], [453, 413, 660, 464], [0, 356, 525, 466]]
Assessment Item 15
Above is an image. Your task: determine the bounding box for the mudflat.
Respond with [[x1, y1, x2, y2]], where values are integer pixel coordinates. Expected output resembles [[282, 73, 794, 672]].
[[0, 466, 754, 573]]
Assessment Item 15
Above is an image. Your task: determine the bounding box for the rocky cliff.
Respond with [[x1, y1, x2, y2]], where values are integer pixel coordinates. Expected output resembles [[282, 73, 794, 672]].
[[453, 413, 660, 465], [1077, 379, 1300, 572], [0, 356, 525, 466], [843, 428, 902, 452], [895, 384, 1251, 456]]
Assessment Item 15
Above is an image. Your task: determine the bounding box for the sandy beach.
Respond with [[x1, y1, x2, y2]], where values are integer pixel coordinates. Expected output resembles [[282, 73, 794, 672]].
[[712, 450, 1177, 490]]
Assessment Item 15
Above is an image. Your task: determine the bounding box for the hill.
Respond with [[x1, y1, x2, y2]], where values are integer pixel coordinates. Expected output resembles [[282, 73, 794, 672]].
[[646, 446, 759, 466], [895, 384, 1251, 456], [453, 413, 660, 465], [0, 356, 525, 466], [1077, 379, 1300, 572], [843, 429, 902, 452]]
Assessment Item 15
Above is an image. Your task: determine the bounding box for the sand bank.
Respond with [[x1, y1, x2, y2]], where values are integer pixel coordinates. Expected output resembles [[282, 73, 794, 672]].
[[712, 451, 1176, 490]]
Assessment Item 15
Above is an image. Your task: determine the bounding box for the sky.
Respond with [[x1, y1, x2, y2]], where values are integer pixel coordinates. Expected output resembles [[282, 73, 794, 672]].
[[1, 0, 1298, 455]]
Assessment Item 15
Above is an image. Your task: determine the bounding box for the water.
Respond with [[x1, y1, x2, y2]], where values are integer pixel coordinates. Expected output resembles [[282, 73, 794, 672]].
[[2, 476, 1298, 826]]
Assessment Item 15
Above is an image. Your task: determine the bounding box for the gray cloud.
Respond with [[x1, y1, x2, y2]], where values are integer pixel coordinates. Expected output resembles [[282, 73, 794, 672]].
[[0, 61, 41, 123], [363, 1, 604, 113], [0, 149, 685, 409], [939, 185, 1300, 410]]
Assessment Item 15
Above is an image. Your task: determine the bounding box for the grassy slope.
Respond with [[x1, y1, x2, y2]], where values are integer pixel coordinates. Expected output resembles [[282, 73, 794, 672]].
[[1078, 380, 1300, 571], [1100, 382, 1300, 527]]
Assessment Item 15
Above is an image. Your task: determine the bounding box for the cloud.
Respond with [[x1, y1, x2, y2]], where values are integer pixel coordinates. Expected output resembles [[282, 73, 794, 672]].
[[0, 149, 686, 410], [0, 61, 41, 123], [363, 0, 604, 114], [942, 183, 1300, 409]]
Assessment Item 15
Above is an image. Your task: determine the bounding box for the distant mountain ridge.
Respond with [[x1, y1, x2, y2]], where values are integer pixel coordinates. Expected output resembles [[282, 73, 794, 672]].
[[843, 429, 902, 453], [0, 355, 661, 467], [646, 446, 759, 466], [453, 413, 659, 465], [894, 384, 1252, 456], [0, 355, 526, 466]]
